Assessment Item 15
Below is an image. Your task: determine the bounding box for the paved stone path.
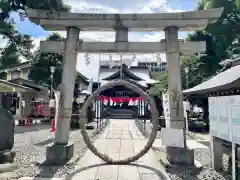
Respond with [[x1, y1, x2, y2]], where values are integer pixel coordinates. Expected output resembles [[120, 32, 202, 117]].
[[69, 119, 169, 180]]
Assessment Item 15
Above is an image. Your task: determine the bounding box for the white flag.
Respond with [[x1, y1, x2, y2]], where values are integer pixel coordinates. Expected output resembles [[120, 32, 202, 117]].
[[134, 100, 138, 106], [109, 98, 113, 106], [128, 98, 133, 106], [103, 99, 108, 105]]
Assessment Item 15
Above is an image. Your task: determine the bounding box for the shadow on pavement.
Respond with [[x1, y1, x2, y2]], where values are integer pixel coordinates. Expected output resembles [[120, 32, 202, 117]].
[[66, 163, 167, 180], [34, 138, 54, 146], [14, 124, 51, 134], [32, 162, 64, 180]]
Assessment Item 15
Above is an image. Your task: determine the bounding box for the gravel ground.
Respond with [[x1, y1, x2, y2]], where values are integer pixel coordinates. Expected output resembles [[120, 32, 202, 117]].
[[0, 123, 104, 180], [137, 122, 233, 180]]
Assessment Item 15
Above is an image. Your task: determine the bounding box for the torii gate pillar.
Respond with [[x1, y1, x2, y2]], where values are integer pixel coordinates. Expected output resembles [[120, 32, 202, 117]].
[[45, 27, 80, 164], [164, 26, 194, 166]]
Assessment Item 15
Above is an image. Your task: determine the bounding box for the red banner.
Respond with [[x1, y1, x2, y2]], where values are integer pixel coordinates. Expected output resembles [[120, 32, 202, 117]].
[[97, 96, 144, 102]]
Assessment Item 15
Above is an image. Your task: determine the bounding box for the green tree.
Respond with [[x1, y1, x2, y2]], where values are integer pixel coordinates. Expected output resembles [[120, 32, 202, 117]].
[[148, 71, 168, 96], [28, 33, 63, 87], [185, 0, 240, 83], [0, 0, 70, 60], [149, 54, 203, 95]]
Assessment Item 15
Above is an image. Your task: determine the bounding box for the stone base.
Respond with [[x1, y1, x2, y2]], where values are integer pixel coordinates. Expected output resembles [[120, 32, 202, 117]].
[[18, 177, 63, 180], [0, 163, 19, 173], [0, 151, 16, 164], [166, 147, 195, 166], [44, 142, 74, 165], [159, 147, 202, 170]]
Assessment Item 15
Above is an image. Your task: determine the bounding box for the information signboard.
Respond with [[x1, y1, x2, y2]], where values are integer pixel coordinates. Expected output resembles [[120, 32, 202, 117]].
[[209, 95, 240, 144]]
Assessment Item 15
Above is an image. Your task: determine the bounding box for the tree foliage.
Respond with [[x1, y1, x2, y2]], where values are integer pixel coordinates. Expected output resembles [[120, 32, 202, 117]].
[[150, 0, 240, 96], [0, 0, 70, 67], [28, 33, 63, 87], [149, 54, 203, 95]]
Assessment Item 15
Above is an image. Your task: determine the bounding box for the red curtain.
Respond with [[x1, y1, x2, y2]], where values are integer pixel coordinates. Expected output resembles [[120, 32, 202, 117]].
[[97, 96, 144, 102]]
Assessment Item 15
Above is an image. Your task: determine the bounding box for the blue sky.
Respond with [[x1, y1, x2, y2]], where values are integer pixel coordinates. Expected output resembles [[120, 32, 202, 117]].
[[2, 0, 199, 79]]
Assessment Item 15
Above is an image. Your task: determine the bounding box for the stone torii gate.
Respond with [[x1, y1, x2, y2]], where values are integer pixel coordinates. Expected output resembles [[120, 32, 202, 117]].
[[27, 8, 223, 165]]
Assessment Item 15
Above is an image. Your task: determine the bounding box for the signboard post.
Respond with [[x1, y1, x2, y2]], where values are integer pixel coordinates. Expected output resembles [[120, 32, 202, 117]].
[[183, 101, 190, 132], [161, 92, 185, 148], [162, 92, 170, 127]]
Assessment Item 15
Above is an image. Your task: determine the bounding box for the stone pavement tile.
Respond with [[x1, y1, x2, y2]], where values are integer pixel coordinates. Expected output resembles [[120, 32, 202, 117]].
[[140, 173, 162, 180], [186, 139, 208, 149], [132, 140, 146, 154], [93, 139, 109, 152], [19, 178, 63, 180], [132, 134, 142, 139], [113, 128, 122, 131], [77, 151, 102, 167], [118, 165, 140, 180], [71, 166, 98, 180], [106, 139, 121, 146], [109, 152, 120, 160], [119, 140, 134, 159], [95, 165, 119, 180], [121, 130, 130, 133], [110, 135, 122, 139], [106, 147, 120, 153], [121, 134, 132, 139], [112, 130, 122, 134]]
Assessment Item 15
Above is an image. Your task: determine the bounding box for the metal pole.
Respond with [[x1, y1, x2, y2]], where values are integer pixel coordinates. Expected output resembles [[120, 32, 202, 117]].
[[160, 61, 162, 72], [186, 74, 189, 89], [232, 142, 236, 180], [98, 38, 101, 89], [185, 66, 189, 90], [120, 53, 123, 79], [50, 66, 56, 98]]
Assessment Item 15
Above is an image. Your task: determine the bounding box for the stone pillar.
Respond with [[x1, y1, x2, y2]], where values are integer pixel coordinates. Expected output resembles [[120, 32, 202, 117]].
[[164, 26, 194, 166], [115, 28, 128, 42], [46, 27, 79, 165], [210, 136, 223, 171], [15, 92, 23, 120]]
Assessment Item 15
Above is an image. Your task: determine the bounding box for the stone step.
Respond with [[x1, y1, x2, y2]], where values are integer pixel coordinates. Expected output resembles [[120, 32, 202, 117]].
[[152, 139, 209, 150], [18, 178, 63, 180]]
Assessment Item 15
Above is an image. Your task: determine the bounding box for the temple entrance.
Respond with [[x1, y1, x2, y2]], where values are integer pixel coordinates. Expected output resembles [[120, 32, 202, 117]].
[[80, 80, 158, 164], [100, 85, 146, 119]]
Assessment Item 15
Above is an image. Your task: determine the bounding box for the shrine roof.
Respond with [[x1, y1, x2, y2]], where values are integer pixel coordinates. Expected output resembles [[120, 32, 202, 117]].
[[9, 78, 49, 91], [97, 65, 157, 84], [0, 79, 37, 92], [0, 62, 32, 73], [183, 65, 240, 95]]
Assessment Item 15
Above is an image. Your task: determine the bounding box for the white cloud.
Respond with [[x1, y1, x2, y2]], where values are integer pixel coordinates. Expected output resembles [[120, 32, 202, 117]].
[[0, 36, 8, 49]]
